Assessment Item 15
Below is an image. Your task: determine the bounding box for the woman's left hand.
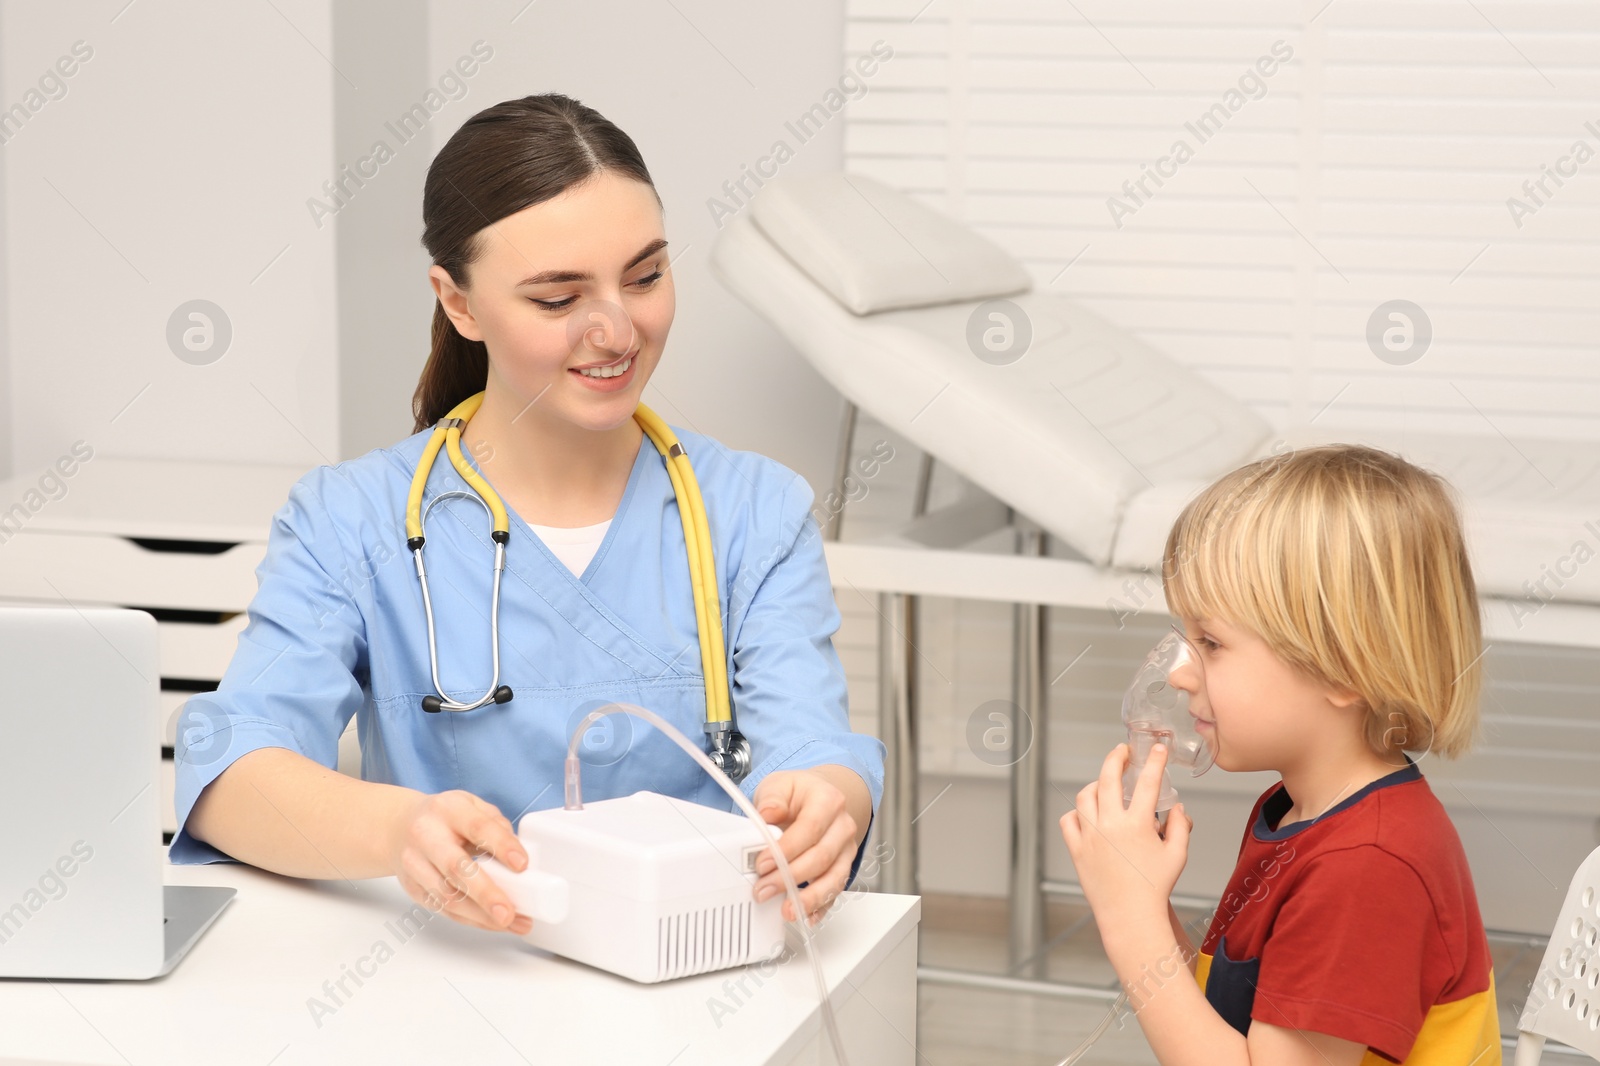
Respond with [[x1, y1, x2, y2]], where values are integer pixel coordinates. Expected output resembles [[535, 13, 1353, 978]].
[[1060, 742, 1193, 932], [750, 769, 861, 926]]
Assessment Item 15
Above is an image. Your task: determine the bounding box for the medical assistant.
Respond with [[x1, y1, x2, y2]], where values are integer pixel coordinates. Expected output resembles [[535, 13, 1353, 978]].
[[170, 421, 886, 884]]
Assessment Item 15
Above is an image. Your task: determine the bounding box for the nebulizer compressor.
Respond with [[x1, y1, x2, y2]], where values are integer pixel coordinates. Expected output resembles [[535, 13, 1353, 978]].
[[1056, 628, 1218, 1066], [473, 702, 855, 1065]]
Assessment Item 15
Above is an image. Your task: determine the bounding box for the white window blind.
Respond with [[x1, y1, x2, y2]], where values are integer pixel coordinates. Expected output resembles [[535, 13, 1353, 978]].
[[842, 0, 1600, 439]]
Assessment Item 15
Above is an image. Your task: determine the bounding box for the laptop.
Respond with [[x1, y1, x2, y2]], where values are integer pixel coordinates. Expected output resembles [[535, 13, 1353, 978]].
[[0, 606, 232, 979]]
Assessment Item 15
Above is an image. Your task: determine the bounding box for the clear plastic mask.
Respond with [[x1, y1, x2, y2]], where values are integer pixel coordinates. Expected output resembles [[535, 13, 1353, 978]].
[[1121, 627, 1216, 813]]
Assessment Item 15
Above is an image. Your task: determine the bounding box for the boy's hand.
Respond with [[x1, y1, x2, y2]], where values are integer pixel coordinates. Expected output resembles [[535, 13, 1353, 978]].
[[1060, 742, 1193, 931]]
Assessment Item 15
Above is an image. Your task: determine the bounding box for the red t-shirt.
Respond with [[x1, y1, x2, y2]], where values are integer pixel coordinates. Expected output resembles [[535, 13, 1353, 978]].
[[1194, 758, 1501, 1064]]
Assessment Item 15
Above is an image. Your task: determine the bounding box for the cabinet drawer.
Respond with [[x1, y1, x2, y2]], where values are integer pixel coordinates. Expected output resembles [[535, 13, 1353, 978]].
[[0, 531, 265, 612], [160, 754, 177, 837], [161, 689, 220, 747], [160, 615, 248, 679]]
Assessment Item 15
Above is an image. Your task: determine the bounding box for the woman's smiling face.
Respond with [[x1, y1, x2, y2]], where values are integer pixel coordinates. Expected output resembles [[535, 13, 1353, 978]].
[[430, 169, 675, 432]]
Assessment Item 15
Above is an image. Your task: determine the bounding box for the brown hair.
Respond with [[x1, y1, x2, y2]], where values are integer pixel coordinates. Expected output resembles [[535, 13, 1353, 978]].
[[1162, 443, 1485, 760], [412, 93, 660, 431]]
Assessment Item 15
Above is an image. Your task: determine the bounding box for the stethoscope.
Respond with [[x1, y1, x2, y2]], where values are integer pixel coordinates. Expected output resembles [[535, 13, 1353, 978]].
[[403, 390, 752, 784]]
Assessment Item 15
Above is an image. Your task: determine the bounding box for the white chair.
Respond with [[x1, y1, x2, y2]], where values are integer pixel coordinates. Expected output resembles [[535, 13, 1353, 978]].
[[709, 171, 1600, 1001], [1514, 844, 1600, 1064]]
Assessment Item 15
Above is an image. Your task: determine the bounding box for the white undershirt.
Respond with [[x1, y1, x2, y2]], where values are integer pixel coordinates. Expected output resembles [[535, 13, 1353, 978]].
[[526, 518, 612, 577]]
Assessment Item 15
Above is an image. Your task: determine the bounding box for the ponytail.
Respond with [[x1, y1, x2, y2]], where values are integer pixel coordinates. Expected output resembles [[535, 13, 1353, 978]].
[[412, 301, 489, 432]]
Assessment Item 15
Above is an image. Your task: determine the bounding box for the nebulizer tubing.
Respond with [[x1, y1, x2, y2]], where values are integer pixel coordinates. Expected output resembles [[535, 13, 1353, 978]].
[[1053, 626, 1215, 1066], [564, 702, 850, 1066], [1052, 908, 1214, 1066], [1054, 989, 1132, 1066]]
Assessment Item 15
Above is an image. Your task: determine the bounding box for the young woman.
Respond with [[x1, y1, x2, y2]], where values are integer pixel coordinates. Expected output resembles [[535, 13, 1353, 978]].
[[175, 94, 884, 937]]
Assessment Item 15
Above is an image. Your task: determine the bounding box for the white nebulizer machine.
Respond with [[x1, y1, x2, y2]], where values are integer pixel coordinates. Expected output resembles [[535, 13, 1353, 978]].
[[474, 789, 788, 984], [473, 702, 855, 1065], [1057, 627, 1217, 1066]]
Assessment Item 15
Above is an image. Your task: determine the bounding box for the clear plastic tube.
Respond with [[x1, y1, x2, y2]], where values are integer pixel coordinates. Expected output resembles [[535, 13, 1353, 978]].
[[1053, 990, 1129, 1066], [1056, 868, 1201, 1064], [565, 702, 850, 1066]]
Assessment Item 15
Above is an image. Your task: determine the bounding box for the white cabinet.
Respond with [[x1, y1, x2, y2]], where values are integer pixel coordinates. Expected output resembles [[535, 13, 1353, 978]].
[[0, 457, 311, 840]]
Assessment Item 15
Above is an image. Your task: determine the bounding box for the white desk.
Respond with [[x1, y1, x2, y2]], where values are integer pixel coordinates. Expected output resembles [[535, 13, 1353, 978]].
[[0, 850, 921, 1066]]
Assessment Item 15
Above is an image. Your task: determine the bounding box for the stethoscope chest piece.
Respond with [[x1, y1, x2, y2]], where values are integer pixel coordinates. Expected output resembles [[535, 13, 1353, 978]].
[[705, 721, 752, 784]]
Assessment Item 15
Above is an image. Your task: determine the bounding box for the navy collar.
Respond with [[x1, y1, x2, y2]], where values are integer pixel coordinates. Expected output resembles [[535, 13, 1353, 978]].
[[1254, 755, 1421, 841]]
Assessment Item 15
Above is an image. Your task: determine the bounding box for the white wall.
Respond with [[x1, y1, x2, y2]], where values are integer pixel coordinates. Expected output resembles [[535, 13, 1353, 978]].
[[1, 0, 340, 474], [331, 0, 432, 460], [2, 0, 852, 493]]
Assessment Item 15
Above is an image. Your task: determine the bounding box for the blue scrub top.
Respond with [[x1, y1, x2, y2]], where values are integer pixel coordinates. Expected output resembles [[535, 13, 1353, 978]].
[[171, 422, 886, 885]]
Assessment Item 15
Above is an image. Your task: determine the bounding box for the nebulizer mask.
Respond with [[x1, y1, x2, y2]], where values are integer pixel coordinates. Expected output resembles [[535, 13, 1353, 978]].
[[1120, 628, 1216, 823], [1056, 626, 1216, 1066]]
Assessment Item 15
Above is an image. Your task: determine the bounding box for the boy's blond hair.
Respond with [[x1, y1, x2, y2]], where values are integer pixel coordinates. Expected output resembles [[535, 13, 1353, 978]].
[[1161, 443, 1483, 759]]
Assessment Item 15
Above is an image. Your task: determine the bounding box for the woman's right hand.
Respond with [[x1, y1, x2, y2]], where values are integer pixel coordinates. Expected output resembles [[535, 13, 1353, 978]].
[[387, 789, 533, 935]]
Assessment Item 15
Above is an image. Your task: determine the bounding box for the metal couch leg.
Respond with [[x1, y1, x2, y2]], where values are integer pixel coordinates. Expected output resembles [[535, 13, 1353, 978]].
[[1009, 524, 1049, 974], [877, 590, 919, 895], [825, 400, 859, 542]]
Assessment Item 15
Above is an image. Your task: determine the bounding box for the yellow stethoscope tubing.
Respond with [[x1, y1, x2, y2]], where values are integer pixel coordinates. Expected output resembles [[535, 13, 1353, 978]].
[[406, 392, 508, 540], [406, 394, 514, 712], [404, 392, 729, 726], [635, 406, 731, 726]]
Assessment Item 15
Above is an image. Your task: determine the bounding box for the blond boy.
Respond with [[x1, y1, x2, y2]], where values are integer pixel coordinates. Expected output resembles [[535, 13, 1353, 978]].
[[1062, 444, 1500, 1065]]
